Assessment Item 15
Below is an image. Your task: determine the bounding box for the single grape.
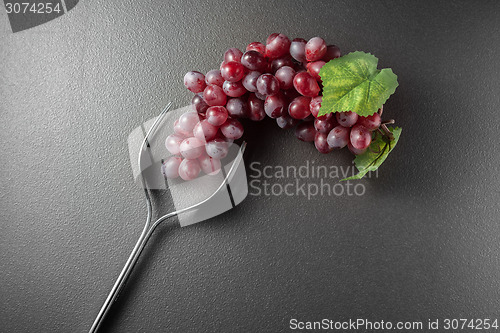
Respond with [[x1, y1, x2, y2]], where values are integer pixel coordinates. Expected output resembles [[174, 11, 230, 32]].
[[242, 71, 261, 92], [295, 121, 317, 142], [275, 66, 296, 90], [314, 117, 336, 134], [314, 132, 332, 154], [323, 45, 341, 61], [309, 96, 322, 117], [206, 106, 228, 126], [241, 50, 266, 71], [178, 158, 201, 181], [179, 137, 205, 159], [224, 48, 243, 63], [226, 97, 248, 118], [205, 138, 229, 159], [293, 72, 320, 97], [288, 96, 312, 119], [247, 93, 266, 121], [205, 69, 224, 87], [191, 94, 209, 113], [266, 33, 279, 44], [327, 126, 350, 149], [220, 118, 244, 139], [350, 125, 372, 150], [348, 142, 367, 155], [193, 120, 219, 142], [184, 71, 206, 93], [305, 37, 327, 62], [276, 114, 299, 129], [271, 56, 294, 73], [203, 84, 227, 106], [289, 38, 307, 63], [306, 60, 325, 82], [265, 33, 291, 59], [165, 134, 184, 155], [246, 42, 266, 55], [174, 119, 191, 137], [178, 112, 201, 133], [198, 154, 222, 175], [256, 74, 280, 96], [357, 113, 381, 130], [336, 111, 358, 127], [222, 80, 247, 97], [162, 156, 183, 179], [264, 93, 286, 119], [220, 61, 245, 82]]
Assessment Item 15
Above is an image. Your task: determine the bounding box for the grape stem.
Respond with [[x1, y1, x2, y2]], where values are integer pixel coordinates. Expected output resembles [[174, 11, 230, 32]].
[[377, 107, 394, 141]]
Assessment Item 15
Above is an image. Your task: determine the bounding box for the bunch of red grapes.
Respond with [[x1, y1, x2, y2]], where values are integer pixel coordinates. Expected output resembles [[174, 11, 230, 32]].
[[162, 33, 383, 181]]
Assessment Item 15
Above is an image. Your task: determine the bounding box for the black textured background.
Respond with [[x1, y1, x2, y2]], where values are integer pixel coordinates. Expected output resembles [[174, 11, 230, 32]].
[[1, 1, 500, 332]]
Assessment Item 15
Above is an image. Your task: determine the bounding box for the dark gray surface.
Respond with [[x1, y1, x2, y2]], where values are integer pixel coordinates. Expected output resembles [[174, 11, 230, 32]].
[[1, 1, 500, 332]]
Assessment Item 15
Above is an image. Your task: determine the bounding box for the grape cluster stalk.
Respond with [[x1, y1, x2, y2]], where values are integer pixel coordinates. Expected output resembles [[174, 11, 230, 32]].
[[162, 33, 390, 181]]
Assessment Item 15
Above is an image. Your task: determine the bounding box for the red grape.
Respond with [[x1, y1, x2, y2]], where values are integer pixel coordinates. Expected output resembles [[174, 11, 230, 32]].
[[241, 50, 266, 71], [314, 117, 336, 134], [256, 74, 280, 96], [293, 72, 320, 97], [179, 137, 205, 159], [193, 119, 219, 142], [265, 33, 291, 59], [348, 142, 367, 155], [350, 125, 372, 150], [198, 154, 221, 175], [276, 114, 299, 129], [290, 38, 307, 63], [271, 56, 294, 73], [184, 71, 206, 93], [206, 106, 228, 126], [327, 126, 350, 149], [336, 111, 358, 127], [246, 42, 266, 55], [357, 113, 381, 130], [222, 80, 247, 97], [294, 121, 316, 142], [305, 37, 327, 62], [220, 61, 245, 82], [247, 93, 266, 121], [226, 97, 248, 118], [178, 158, 201, 181], [288, 96, 312, 119], [205, 70, 224, 87], [205, 138, 229, 159], [220, 118, 244, 139], [323, 45, 341, 61], [224, 48, 243, 63], [174, 119, 191, 137], [306, 60, 325, 82], [275, 66, 296, 90], [264, 93, 286, 119], [165, 134, 184, 155], [162, 156, 183, 179], [178, 112, 201, 133], [191, 94, 209, 113], [242, 71, 261, 92], [203, 84, 227, 106], [314, 132, 332, 154]]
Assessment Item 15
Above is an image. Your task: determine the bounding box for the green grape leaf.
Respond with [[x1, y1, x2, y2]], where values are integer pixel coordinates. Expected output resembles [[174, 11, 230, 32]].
[[342, 127, 402, 181], [319, 51, 399, 117]]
